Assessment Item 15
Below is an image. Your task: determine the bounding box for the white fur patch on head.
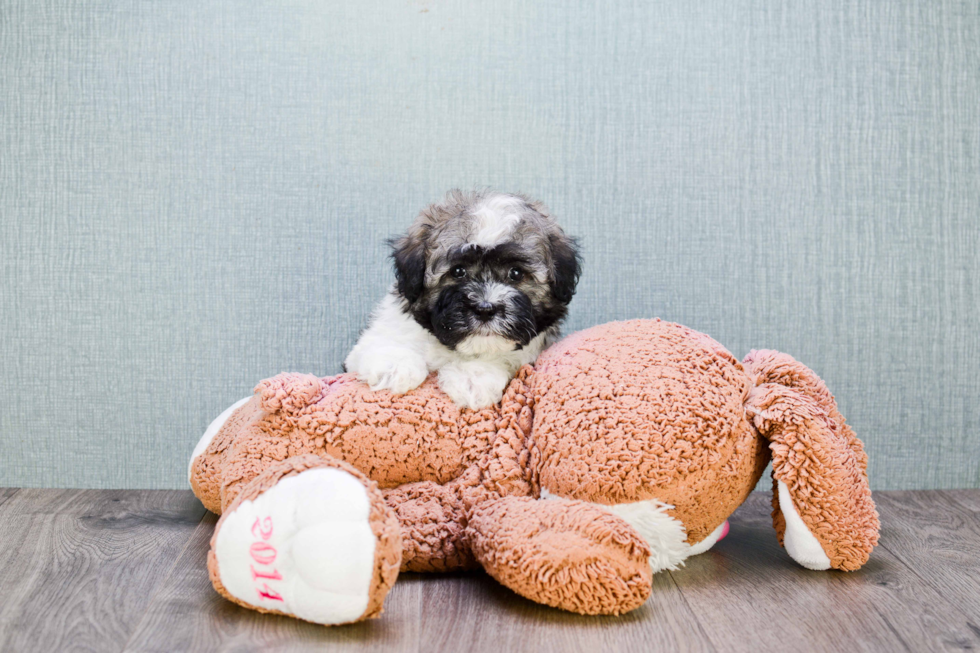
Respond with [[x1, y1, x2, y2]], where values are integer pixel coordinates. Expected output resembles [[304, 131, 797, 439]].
[[469, 194, 523, 247], [476, 282, 519, 305], [777, 480, 832, 570]]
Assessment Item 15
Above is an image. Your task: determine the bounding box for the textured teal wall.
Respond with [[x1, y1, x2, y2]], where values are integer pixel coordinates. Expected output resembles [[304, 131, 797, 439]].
[[1, 0, 978, 489]]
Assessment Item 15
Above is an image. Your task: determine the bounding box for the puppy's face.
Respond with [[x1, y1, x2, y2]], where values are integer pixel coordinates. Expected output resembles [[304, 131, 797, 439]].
[[391, 191, 580, 354]]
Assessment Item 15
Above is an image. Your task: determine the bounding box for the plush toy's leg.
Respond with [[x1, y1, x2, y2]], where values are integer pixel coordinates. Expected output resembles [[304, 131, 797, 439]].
[[383, 480, 478, 572], [189, 396, 251, 482], [465, 496, 652, 615], [743, 350, 880, 572], [189, 395, 266, 514], [207, 454, 401, 625]]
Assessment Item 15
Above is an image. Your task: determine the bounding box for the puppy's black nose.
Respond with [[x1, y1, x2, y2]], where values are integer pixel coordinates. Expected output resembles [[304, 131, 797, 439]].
[[473, 301, 497, 319]]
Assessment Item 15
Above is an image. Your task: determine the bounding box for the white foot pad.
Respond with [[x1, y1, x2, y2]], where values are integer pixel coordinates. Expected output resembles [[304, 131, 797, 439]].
[[777, 480, 832, 570], [213, 468, 378, 624], [189, 396, 251, 482]]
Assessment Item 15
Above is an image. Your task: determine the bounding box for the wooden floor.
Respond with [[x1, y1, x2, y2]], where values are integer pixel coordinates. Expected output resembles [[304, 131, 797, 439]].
[[0, 489, 978, 652]]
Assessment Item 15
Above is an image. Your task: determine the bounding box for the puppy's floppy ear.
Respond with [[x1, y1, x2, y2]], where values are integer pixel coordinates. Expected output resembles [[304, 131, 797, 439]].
[[390, 231, 427, 303], [548, 232, 581, 304]]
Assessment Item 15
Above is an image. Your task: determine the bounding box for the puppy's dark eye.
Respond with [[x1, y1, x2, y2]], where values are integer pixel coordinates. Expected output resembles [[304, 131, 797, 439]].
[[508, 267, 524, 282], [451, 266, 467, 279]]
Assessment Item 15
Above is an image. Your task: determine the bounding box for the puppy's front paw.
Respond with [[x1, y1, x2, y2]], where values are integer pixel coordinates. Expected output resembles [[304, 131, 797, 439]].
[[438, 362, 510, 409], [347, 348, 429, 395]]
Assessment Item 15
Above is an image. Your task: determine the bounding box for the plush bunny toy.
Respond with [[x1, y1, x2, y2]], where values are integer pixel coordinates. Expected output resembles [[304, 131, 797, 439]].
[[189, 319, 879, 625]]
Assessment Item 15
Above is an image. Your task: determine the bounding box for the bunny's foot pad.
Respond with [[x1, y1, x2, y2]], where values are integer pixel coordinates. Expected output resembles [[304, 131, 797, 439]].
[[207, 456, 401, 625], [776, 480, 832, 570]]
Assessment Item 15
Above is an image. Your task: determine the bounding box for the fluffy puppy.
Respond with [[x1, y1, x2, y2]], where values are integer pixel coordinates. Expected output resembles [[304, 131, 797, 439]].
[[345, 189, 581, 409]]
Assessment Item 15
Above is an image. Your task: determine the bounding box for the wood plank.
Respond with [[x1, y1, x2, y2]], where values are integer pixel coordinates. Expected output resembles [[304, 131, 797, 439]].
[[944, 489, 980, 513], [0, 489, 205, 653], [668, 492, 980, 653], [1, 488, 977, 651], [0, 488, 19, 509], [0, 487, 193, 516], [874, 490, 980, 620], [125, 511, 422, 653], [419, 568, 714, 653]]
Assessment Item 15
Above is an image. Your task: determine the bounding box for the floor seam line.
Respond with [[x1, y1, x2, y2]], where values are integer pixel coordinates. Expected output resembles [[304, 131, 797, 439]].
[[0, 488, 21, 511], [938, 489, 980, 515], [119, 504, 210, 653], [875, 537, 974, 615], [873, 605, 913, 653], [873, 504, 980, 645], [665, 569, 719, 653]]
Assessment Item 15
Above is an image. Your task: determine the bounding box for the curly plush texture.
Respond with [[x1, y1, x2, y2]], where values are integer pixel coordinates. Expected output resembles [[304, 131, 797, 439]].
[[190, 318, 879, 623], [203, 373, 498, 514], [529, 320, 767, 544], [467, 496, 652, 615], [383, 480, 474, 572], [743, 350, 879, 571]]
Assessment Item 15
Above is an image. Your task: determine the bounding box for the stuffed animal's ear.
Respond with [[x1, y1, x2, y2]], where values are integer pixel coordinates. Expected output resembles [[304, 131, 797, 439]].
[[390, 232, 427, 303], [743, 350, 880, 572], [548, 233, 581, 304]]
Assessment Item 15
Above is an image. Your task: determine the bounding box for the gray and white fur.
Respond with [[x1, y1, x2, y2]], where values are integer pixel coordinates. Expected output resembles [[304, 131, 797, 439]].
[[345, 189, 581, 409]]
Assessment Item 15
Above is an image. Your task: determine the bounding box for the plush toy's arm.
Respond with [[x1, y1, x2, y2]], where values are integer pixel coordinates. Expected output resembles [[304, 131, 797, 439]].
[[382, 480, 478, 572], [743, 350, 880, 571], [465, 496, 652, 615]]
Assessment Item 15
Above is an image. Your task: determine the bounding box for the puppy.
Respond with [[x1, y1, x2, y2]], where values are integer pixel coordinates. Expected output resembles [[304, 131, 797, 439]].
[[345, 189, 581, 409]]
